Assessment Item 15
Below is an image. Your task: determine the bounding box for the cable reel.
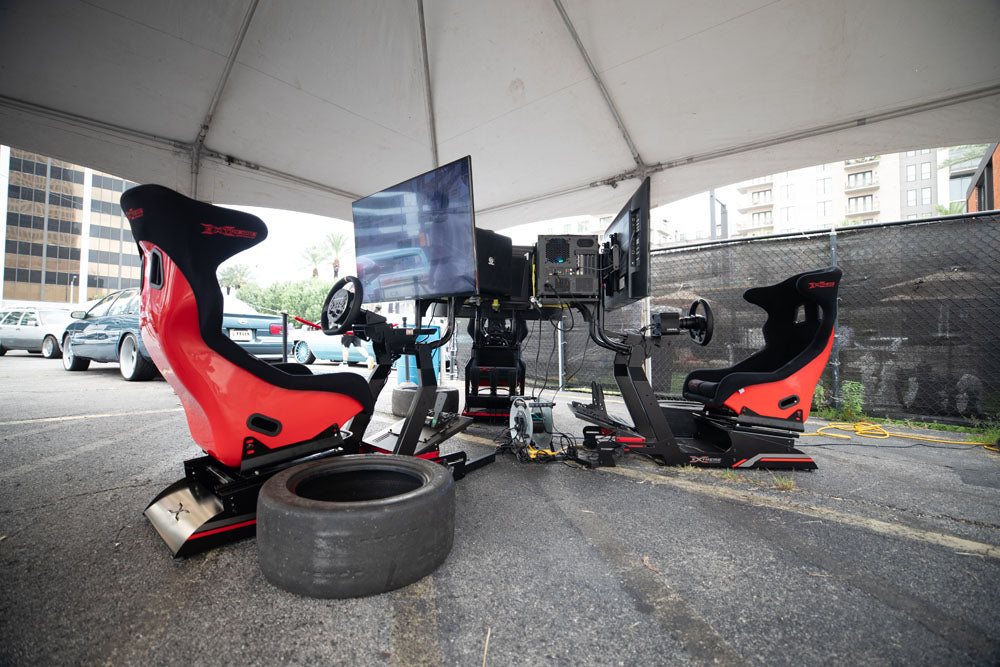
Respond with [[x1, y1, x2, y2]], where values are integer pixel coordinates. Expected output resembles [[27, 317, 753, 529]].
[[509, 397, 556, 457]]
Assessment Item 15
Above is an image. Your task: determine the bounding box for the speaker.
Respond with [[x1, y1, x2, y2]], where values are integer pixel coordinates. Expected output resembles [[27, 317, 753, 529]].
[[509, 245, 534, 303], [535, 234, 600, 299], [475, 228, 513, 296]]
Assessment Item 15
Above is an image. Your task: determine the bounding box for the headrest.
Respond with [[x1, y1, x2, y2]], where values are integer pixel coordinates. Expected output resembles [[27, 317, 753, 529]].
[[121, 184, 267, 275], [744, 266, 841, 313]]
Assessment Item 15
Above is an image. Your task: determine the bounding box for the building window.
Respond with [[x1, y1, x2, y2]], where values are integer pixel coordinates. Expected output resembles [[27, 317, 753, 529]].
[[920, 148, 931, 154], [906, 190, 917, 206], [905, 150, 917, 157], [921, 187, 932, 205], [921, 162, 931, 180], [751, 211, 772, 226], [949, 175, 972, 205], [780, 184, 795, 200], [817, 201, 831, 217], [847, 171, 874, 188], [780, 206, 796, 223], [815, 164, 831, 173], [751, 189, 772, 204], [848, 195, 874, 213], [816, 178, 832, 195], [906, 165, 916, 182]]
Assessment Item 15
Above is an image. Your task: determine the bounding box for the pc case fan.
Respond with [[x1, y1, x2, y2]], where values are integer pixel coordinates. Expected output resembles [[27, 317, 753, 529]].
[[508, 398, 555, 450]]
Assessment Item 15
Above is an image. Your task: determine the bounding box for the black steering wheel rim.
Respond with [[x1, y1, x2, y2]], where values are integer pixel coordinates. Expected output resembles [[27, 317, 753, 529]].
[[688, 298, 714, 346], [321, 276, 363, 335]]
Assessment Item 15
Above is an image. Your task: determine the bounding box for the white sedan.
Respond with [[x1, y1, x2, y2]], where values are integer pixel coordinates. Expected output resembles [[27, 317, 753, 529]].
[[0, 307, 74, 358]]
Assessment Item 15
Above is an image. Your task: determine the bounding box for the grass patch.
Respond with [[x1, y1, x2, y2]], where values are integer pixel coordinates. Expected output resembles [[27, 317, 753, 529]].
[[771, 473, 796, 491]]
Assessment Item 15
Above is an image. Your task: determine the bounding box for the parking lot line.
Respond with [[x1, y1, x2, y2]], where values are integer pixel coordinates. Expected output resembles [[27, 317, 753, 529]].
[[0, 407, 184, 426], [607, 466, 1000, 560]]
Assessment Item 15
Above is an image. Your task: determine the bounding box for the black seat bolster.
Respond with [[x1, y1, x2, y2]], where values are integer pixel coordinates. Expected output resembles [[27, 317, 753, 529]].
[[270, 362, 314, 376]]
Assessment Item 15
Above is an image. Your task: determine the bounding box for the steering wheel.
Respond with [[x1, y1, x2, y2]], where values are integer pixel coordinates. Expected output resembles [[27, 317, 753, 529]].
[[687, 298, 714, 346], [321, 276, 363, 335]]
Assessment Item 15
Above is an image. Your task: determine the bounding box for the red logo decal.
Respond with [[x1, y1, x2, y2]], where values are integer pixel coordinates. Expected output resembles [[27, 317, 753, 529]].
[[808, 281, 835, 289], [125, 207, 143, 221], [201, 223, 257, 239]]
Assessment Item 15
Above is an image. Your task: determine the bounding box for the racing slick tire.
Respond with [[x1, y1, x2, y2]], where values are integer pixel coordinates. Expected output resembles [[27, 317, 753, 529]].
[[257, 454, 455, 599]]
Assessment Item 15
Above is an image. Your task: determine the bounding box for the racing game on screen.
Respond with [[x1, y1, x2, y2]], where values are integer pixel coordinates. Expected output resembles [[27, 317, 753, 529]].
[[351, 156, 477, 303]]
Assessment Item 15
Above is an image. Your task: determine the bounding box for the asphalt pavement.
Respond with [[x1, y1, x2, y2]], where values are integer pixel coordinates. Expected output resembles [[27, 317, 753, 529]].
[[1, 351, 998, 665]]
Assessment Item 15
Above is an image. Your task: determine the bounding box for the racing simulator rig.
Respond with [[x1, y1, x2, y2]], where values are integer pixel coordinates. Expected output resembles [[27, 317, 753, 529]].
[[568, 177, 841, 469], [130, 157, 494, 557]]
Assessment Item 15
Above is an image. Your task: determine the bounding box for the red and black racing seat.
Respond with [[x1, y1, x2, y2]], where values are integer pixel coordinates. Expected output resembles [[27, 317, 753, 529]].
[[683, 267, 841, 430], [122, 185, 373, 469]]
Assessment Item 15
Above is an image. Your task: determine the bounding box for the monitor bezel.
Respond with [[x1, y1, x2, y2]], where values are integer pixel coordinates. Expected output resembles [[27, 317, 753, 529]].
[[351, 156, 478, 304]]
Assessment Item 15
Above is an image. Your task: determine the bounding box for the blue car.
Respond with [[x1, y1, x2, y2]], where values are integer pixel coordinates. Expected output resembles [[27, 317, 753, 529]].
[[292, 329, 375, 367], [61, 288, 157, 381]]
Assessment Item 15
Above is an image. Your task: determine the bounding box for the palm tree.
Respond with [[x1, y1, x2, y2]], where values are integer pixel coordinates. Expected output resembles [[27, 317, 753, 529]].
[[300, 244, 328, 278], [938, 144, 989, 170], [326, 232, 346, 278], [934, 201, 966, 216], [217, 264, 254, 294]]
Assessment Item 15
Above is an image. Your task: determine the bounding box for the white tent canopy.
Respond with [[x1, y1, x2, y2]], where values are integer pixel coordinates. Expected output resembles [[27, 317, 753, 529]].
[[1, 0, 998, 228]]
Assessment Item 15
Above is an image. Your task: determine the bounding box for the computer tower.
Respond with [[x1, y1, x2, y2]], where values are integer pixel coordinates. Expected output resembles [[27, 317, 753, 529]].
[[535, 234, 600, 299]]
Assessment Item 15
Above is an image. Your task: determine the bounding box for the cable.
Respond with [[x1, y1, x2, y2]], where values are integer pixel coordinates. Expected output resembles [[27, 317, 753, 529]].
[[801, 421, 999, 452]]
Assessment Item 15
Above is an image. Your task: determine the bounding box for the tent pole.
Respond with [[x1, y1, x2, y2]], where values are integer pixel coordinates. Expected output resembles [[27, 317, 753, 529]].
[[417, 0, 440, 168], [552, 0, 645, 176]]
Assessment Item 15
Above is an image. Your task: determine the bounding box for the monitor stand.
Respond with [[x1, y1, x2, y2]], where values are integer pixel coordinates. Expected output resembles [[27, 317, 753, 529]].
[[348, 312, 493, 478]]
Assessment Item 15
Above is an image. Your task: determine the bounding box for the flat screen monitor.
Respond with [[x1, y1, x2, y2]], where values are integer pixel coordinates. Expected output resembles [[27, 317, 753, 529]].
[[352, 156, 477, 303], [601, 177, 651, 310]]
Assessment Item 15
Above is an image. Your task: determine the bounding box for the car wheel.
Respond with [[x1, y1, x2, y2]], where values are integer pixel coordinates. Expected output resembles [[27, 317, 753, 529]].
[[293, 340, 316, 365], [42, 335, 61, 359], [0, 342, 6, 356], [119, 334, 156, 381], [61, 335, 90, 371], [257, 454, 455, 599]]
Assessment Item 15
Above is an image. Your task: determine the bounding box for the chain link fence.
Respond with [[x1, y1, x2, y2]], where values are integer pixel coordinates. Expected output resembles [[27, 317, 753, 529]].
[[498, 212, 999, 425]]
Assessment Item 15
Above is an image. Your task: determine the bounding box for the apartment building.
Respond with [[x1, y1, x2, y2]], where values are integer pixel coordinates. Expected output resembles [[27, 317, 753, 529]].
[[2, 146, 141, 304], [733, 146, 981, 237]]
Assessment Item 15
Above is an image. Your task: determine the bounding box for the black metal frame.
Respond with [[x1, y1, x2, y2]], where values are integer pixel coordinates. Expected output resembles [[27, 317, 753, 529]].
[[569, 302, 817, 470]]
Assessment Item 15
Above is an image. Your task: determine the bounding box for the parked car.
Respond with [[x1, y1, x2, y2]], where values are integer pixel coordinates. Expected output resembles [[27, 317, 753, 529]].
[[61, 290, 293, 381], [221, 295, 292, 358], [0, 307, 74, 358], [292, 328, 375, 366], [61, 288, 158, 381]]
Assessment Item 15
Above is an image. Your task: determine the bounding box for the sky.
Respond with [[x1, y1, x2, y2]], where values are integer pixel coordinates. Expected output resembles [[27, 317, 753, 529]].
[[220, 205, 356, 286]]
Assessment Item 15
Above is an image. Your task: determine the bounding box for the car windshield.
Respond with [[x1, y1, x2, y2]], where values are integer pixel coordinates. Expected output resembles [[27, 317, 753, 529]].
[[108, 289, 137, 315], [88, 293, 120, 318]]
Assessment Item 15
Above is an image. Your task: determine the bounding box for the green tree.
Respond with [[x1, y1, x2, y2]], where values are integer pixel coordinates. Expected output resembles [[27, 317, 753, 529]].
[[300, 244, 329, 279], [934, 201, 966, 216], [217, 264, 254, 294], [238, 279, 335, 325], [938, 144, 989, 170]]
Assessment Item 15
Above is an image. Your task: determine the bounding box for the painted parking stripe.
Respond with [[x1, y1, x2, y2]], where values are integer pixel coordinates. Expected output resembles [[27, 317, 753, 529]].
[[0, 407, 184, 426], [607, 465, 1000, 560]]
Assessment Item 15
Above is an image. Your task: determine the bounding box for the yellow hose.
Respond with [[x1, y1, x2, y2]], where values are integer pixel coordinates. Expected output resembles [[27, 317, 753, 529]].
[[804, 421, 999, 452]]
